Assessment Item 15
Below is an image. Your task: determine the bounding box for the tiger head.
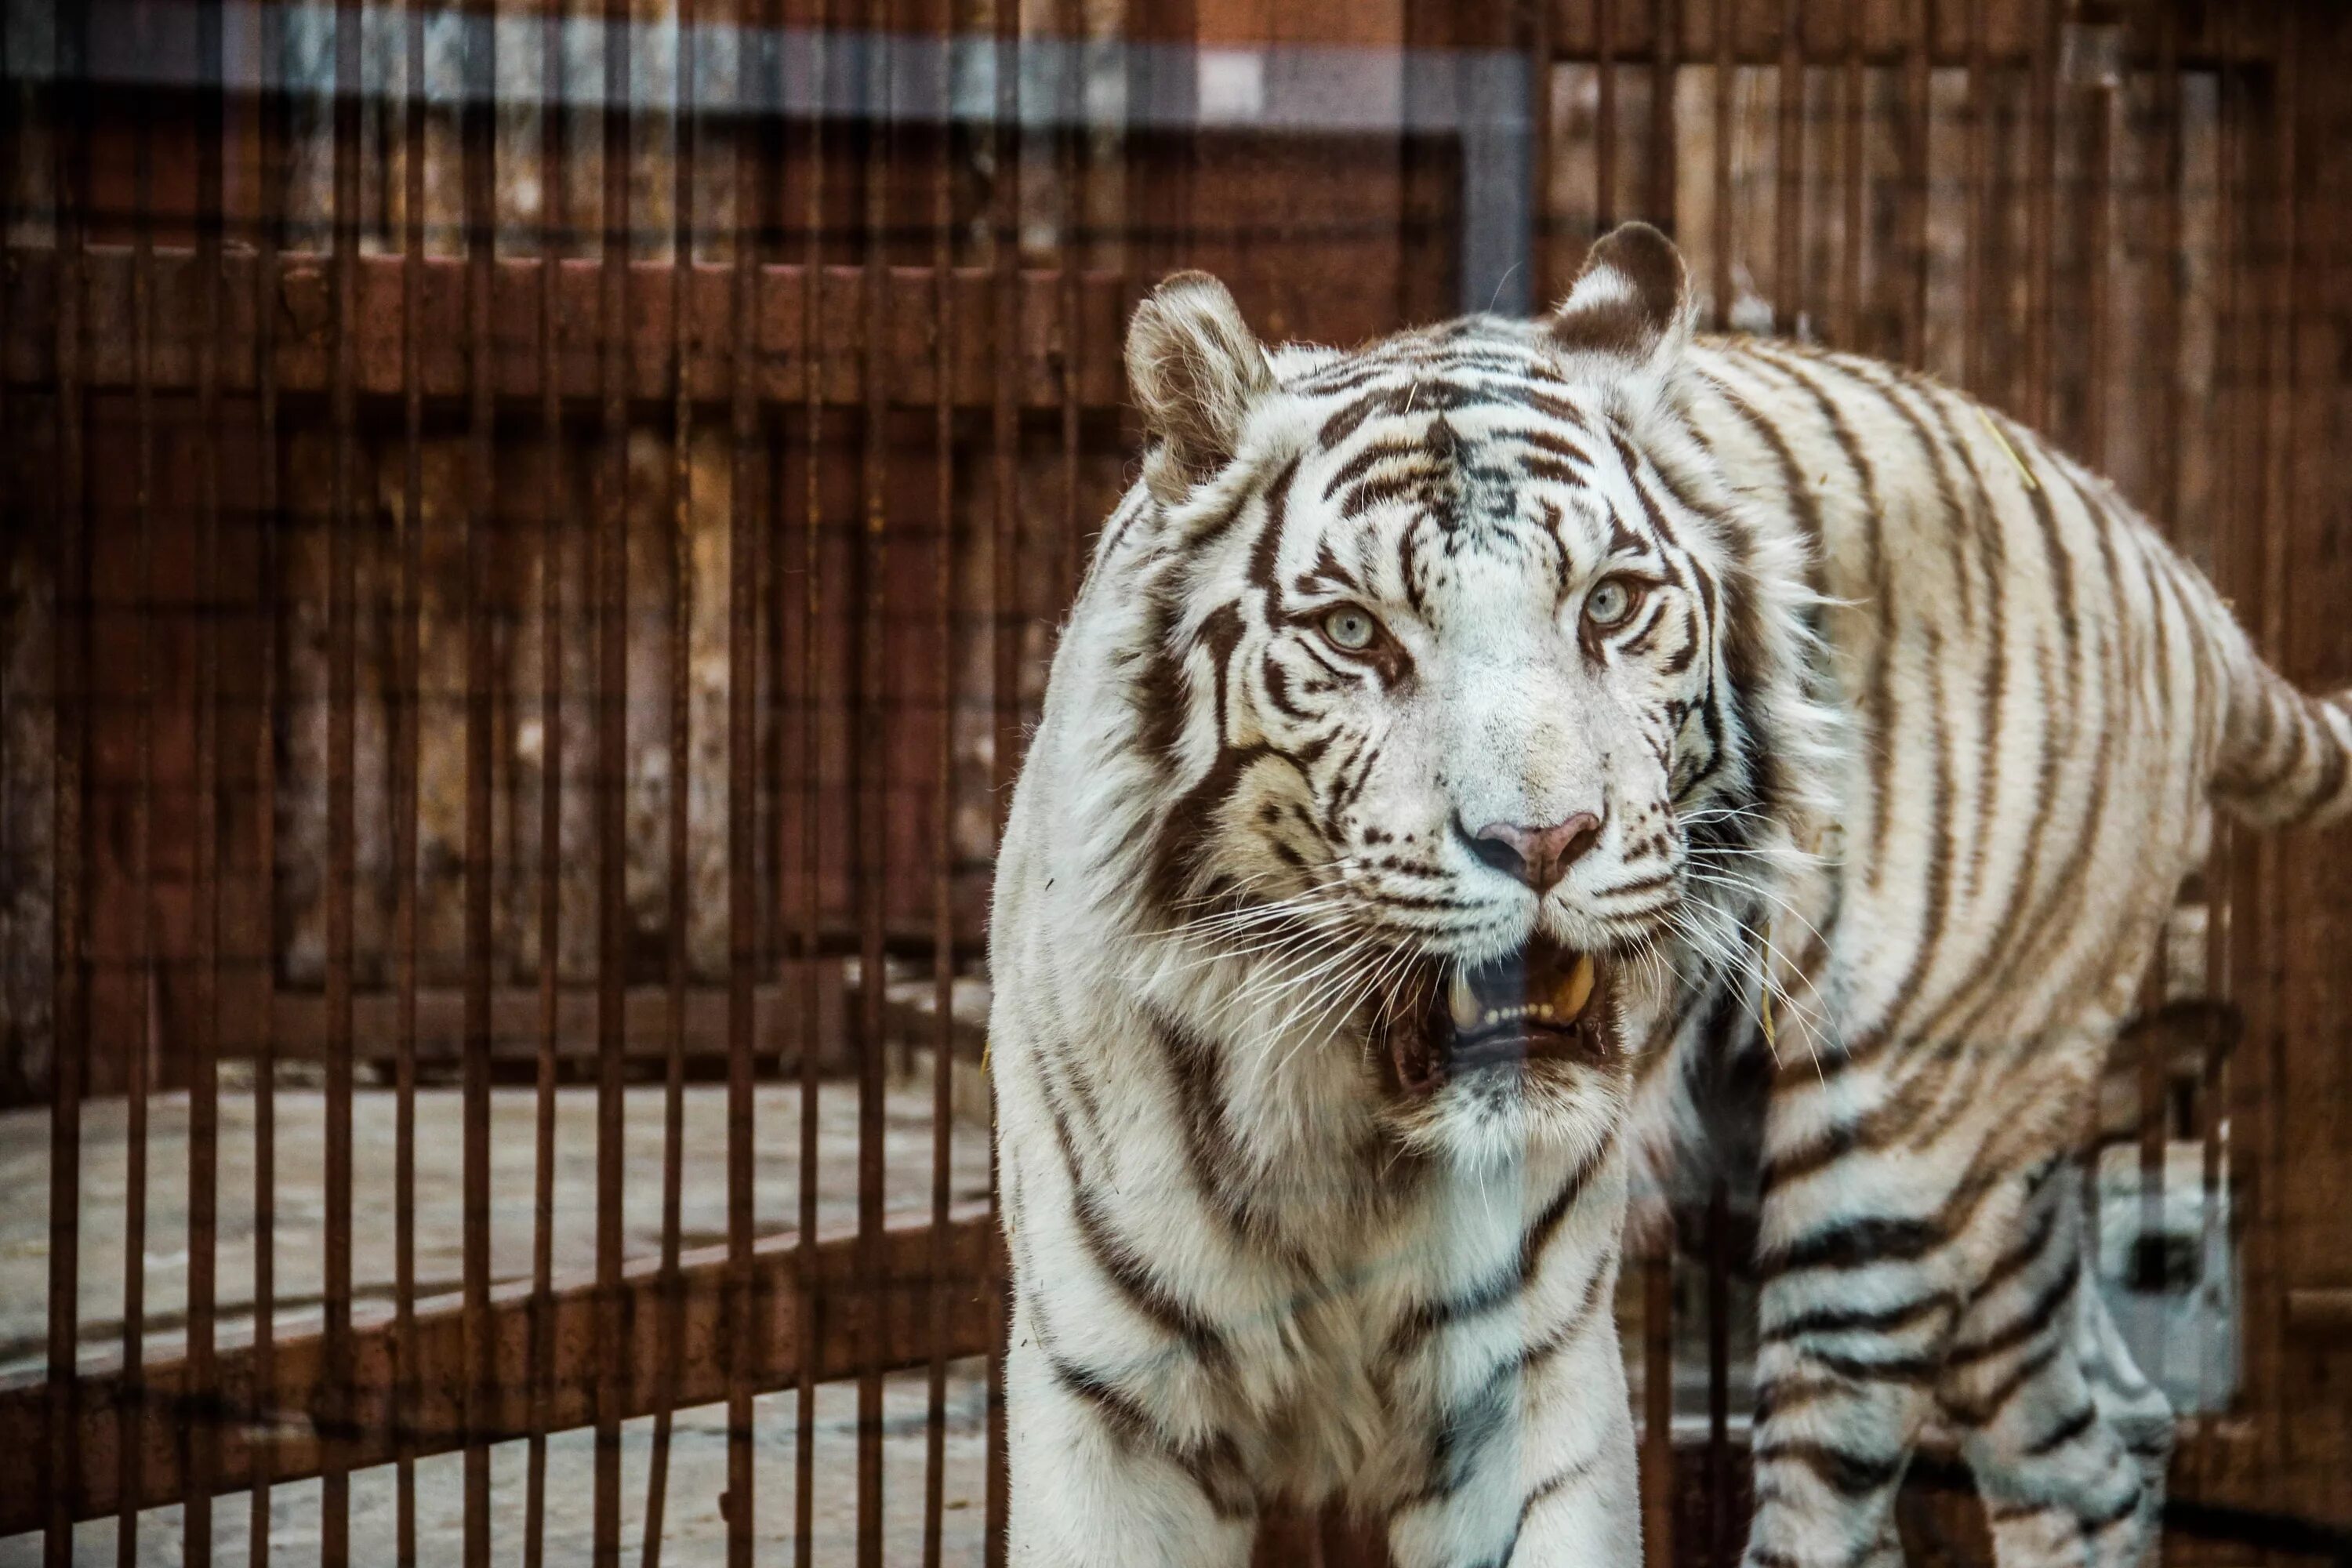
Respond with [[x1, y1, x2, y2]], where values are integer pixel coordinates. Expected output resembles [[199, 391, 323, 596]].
[[1068, 223, 1823, 1160]]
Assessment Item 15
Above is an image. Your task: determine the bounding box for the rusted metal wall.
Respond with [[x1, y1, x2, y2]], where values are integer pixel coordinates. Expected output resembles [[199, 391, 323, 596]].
[[3, 1, 2350, 1563]]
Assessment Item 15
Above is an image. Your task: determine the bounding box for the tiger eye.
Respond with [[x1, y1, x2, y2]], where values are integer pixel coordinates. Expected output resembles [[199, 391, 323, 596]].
[[1323, 606, 1378, 651], [1584, 579, 1637, 630]]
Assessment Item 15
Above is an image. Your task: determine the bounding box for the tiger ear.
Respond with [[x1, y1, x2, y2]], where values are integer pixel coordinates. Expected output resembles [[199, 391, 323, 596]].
[[1546, 221, 1691, 372], [1127, 270, 1275, 505]]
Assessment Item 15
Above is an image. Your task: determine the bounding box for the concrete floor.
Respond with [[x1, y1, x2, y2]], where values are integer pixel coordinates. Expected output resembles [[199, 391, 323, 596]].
[[0, 1069, 993, 1565]]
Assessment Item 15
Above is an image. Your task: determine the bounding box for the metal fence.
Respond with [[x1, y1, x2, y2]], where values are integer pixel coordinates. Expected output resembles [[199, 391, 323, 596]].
[[2, 0, 2350, 1563]]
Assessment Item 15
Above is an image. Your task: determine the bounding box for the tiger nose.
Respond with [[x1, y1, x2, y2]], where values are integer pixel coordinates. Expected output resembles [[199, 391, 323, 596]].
[[1465, 811, 1604, 892]]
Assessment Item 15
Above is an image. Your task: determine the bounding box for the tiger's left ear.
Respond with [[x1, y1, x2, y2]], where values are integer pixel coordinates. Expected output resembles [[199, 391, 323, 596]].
[[1546, 221, 1692, 375]]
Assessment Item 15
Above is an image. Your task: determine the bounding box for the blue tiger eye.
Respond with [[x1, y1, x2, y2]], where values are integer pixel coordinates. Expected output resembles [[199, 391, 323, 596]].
[[1323, 607, 1377, 650], [1585, 579, 1634, 627]]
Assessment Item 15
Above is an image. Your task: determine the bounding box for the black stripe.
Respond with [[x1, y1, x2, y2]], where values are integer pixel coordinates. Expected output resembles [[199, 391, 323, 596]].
[[1754, 1438, 1904, 1499]]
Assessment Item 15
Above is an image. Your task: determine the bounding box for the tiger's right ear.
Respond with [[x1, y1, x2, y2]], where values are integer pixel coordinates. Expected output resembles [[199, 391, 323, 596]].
[[1126, 271, 1274, 506], [1546, 220, 1692, 376]]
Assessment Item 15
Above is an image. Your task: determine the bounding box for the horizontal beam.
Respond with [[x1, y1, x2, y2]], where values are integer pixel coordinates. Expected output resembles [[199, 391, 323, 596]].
[[266, 978, 988, 1065], [0, 1215, 994, 1534], [5, 246, 1135, 412]]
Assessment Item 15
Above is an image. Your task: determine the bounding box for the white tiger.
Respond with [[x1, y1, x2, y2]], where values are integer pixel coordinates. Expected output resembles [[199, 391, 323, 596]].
[[985, 221, 2352, 1568]]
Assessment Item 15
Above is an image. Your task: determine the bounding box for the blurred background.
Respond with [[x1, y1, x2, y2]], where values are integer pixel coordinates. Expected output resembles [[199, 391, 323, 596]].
[[1, 0, 2349, 1563]]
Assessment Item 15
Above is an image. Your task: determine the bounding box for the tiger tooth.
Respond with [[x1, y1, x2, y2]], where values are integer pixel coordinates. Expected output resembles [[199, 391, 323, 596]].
[[1555, 953, 1597, 1021], [1449, 971, 1480, 1031]]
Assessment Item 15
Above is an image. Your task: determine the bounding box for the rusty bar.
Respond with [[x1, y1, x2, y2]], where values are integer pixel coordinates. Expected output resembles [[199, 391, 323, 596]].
[[524, 13, 571, 1562], [321, 0, 365, 1555], [1597, 0, 1617, 229], [1640, 1248, 1674, 1568], [986, 0, 1023, 1555], [924, 0, 961, 1556], [183, 0, 228, 1558], [793, 8, 829, 1563], [1526, 0, 1552, 296], [2025, 0, 2055, 427], [854, 10, 898, 1563], [1649, 0, 1678, 232], [2150, 0, 2182, 541], [1054, 0, 1086, 609], [1773, 0, 1799, 331], [119, 35, 158, 1563], [1961, 0, 1987, 391], [596, 0, 635, 1547], [0, 1218, 999, 1534], [1705, 1182, 1730, 1568], [723, 0, 765, 1551], [524, 2, 569, 1559], [1836, 0, 1862, 348], [42, 5, 91, 1562], [1901, 0, 1929, 365], [2080, 37, 2111, 467], [640, 0, 700, 1556], [394, 0, 427, 1559], [1710, 0, 1732, 328], [246, 2, 284, 1554], [2255, 5, 2303, 1494], [460, 0, 500, 1559]]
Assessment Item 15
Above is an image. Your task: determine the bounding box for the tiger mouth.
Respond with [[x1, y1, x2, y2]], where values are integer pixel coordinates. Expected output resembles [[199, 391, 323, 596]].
[[1391, 935, 1614, 1096]]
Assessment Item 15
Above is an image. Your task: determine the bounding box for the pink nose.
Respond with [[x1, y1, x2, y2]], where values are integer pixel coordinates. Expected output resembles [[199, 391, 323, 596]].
[[1466, 812, 1603, 892]]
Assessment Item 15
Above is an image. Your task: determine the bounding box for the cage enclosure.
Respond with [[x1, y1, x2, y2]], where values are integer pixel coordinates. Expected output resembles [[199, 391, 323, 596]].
[[2, 0, 2350, 1563]]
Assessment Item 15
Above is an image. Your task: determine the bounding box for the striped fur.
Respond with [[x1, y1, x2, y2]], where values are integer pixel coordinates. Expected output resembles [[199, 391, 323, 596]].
[[988, 224, 2351, 1567]]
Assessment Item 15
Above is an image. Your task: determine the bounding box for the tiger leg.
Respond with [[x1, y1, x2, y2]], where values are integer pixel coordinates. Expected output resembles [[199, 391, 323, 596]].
[[1378, 1283, 1641, 1568], [1003, 1319, 1258, 1568], [1740, 1110, 2038, 1566], [1377, 1152, 1642, 1568], [1937, 1173, 2170, 1568]]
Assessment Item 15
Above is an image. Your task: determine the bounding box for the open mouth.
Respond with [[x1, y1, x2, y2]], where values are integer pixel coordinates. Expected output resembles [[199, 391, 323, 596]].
[[1390, 935, 1613, 1096]]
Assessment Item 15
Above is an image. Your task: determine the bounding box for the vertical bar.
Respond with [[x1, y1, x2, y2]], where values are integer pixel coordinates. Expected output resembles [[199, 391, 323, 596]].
[[1704, 1183, 1730, 1568], [1836, 0, 1863, 349], [524, 0, 570, 1559], [394, 0, 427, 1556], [2253, 5, 2302, 1500], [2079, 29, 2111, 469], [42, 5, 91, 1559], [1596, 0, 1618, 230], [596, 0, 635, 1549], [1640, 1249, 1674, 1568], [1054, 0, 1087, 608], [1900, 0, 1929, 365], [1773, 0, 1801, 332], [247, 2, 285, 1552], [855, 12, 896, 1564], [2202, 20, 2246, 1485], [986, 0, 1024, 1553], [185, 0, 230, 1556], [644, 0, 699, 1552], [461, 0, 499, 1559], [1710, 0, 1732, 328], [923, 0, 962, 1554], [321, 0, 365, 1554], [2150, 0, 2182, 542], [2025, 0, 2056, 428], [1960, 0, 1987, 391], [1649, 0, 1679, 234], [793, 9, 828, 1563], [120, 36, 159, 1564], [724, 0, 764, 1549], [1525, 0, 1553, 299]]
